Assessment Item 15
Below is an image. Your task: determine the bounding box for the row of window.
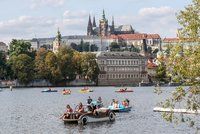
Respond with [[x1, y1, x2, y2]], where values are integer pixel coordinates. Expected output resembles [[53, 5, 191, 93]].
[[100, 60, 146, 65], [107, 67, 140, 72], [99, 74, 147, 79]]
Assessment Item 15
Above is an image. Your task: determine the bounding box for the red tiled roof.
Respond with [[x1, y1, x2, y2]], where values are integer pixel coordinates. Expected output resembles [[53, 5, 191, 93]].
[[147, 59, 158, 69], [147, 34, 161, 39], [163, 38, 179, 43], [108, 33, 161, 40]]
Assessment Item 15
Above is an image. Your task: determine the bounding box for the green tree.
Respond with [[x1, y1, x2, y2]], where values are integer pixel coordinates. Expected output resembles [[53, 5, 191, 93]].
[[177, 0, 200, 40], [155, 62, 167, 82], [0, 51, 7, 79], [110, 42, 120, 51], [57, 46, 76, 82], [130, 45, 140, 53], [34, 48, 50, 80], [157, 0, 200, 129], [81, 53, 100, 84], [9, 54, 34, 85], [9, 39, 31, 57], [45, 51, 62, 84], [73, 51, 83, 76], [90, 44, 98, 52]]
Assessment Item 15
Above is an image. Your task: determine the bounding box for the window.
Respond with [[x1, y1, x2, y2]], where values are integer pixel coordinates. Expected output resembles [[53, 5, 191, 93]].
[[128, 61, 130, 65]]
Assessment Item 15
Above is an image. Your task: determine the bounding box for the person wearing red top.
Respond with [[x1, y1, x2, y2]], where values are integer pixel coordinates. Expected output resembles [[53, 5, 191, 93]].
[[76, 102, 84, 113], [66, 105, 73, 113], [60, 105, 73, 119]]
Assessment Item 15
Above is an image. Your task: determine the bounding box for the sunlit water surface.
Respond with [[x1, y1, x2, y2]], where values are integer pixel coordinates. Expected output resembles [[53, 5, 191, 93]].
[[0, 87, 198, 134]]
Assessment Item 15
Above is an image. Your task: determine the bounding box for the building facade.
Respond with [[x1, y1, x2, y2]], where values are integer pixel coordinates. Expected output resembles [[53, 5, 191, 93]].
[[96, 51, 149, 86]]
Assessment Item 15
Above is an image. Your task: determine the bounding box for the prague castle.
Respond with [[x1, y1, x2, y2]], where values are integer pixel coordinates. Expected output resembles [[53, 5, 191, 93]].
[[29, 10, 161, 53], [87, 10, 134, 37]]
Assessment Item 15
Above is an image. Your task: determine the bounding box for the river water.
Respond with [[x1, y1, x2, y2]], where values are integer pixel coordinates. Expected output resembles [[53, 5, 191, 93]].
[[0, 87, 198, 134]]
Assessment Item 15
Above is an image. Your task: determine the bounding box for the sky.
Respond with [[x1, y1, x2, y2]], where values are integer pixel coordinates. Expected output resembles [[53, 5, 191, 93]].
[[0, 0, 192, 43]]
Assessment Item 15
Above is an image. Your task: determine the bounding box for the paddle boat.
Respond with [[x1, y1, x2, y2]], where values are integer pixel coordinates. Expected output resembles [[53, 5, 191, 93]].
[[79, 87, 93, 93], [41, 88, 58, 93], [108, 99, 132, 112], [108, 105, 132, 112], [62, 89, 71, 95], [115, 88, 133, 93], [61, 106, 115, 125]]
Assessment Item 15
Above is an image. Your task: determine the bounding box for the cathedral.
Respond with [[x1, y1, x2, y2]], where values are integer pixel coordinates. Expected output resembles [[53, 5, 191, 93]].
[[87, 10, 135, 37]]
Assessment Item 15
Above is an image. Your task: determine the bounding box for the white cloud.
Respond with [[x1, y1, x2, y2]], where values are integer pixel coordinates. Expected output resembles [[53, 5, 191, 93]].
[[30, 0, 66, 9], [0, 7, 179, 44], [116, 6, 179, 37], [139, 6, 175, 17], [63, 10, 88, 19], [0, 10, 89, 43]]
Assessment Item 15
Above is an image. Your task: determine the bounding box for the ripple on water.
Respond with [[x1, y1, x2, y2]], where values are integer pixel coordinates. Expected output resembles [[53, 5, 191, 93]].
[[0, 87, 198, 134]]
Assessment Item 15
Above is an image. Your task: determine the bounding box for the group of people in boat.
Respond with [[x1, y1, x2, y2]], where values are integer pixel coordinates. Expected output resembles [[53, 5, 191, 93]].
[[61, 97, 130, 119], [119, 88, 127, 92], [111, 99, 129, 108], [62, 89, 71, 94]]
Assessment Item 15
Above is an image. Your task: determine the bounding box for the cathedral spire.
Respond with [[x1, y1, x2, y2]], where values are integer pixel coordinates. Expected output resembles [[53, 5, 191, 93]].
[[93, 16, 96, 27], [111, 16, 115, 34], [57, 27, 62, 44], [87, 14, 93, 36], [102, 9, 106, 20]]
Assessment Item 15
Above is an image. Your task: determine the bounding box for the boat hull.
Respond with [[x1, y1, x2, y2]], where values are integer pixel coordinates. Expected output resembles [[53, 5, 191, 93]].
[[115, 90, 133, 93], [108, 106, 132, 112], [62, 110, 115, 125], [41, 90, 58, 93]]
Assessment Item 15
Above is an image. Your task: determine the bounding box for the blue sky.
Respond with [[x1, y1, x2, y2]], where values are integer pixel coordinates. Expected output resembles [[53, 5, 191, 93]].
[[0, 0, 192, 43]]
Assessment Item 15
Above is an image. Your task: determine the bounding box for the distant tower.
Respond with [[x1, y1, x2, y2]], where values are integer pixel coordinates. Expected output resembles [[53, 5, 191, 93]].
[[93, 16, 97, 27], [87, 15, 93, 36], [53, 28, 62, 53], [99, 10, 108, 37], [111, 16, 115, 34], [140, 34, 148, 56]]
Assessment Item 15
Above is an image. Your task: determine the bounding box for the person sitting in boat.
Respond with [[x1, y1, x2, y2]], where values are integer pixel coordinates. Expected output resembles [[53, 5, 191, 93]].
[[60, 105, 73, 119], [97, 97, 103, 108], [111, 99, 115, 105], [66, 105, 73, 113], [76, 102, 84, 113], [122, 100, 129, 108], [48, 87, 52, 91], [113, 101, 119, 108], [87, 96, 93, 104]]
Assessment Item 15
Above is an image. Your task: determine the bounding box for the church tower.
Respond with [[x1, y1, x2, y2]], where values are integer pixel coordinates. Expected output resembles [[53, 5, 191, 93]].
[[93, 16, 97, 27], [111, 16, 115, 34], [99, 10, 108, 37], [87, 15, 93, 36], [53, 28, 62, 53]]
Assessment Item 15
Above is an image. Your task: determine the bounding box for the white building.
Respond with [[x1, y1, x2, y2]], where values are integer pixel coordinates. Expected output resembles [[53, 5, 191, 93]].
[[96, 51, 149, 86]]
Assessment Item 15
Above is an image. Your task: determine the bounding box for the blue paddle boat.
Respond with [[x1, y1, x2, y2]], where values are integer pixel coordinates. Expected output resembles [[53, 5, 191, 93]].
[[108, 105, 132, 112], [41, 89, 58, 93]]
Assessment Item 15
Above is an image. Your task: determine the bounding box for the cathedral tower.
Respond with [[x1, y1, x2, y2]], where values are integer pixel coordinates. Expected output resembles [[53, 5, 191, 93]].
[[111, 16, 115, 34], [87, 15, 93, 36], [99, 10, 108, 37], [93, 16, 97, 27]]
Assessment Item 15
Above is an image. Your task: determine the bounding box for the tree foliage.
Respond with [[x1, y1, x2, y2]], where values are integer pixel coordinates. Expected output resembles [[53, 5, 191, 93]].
[[9, 54, 34, 85], [157, 0, 200, 129], [9, 39, 31, 57]]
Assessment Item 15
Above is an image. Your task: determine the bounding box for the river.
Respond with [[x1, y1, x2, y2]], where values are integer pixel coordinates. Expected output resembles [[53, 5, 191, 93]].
[[0, 87, 198, 134]]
